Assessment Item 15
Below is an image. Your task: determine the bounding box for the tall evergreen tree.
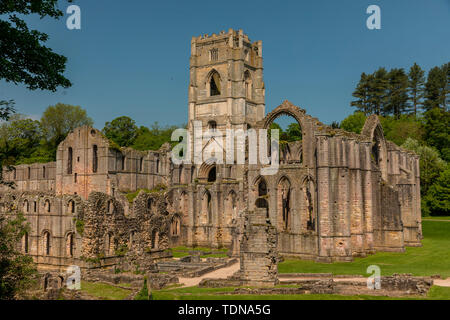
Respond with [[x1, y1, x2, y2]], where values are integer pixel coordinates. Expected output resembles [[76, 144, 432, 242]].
[[368, 68, 389, 115], [424, 63, 449, 111], [407, 63, 425, 116], [386, 68, 409, 118], [351, 72, 371, 114]]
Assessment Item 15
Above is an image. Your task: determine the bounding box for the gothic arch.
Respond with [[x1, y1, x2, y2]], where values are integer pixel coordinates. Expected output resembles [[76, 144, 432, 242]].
[[260, 100, 307, 131], [199, 162, 216, 181], [205, 69, 222, 97], [44, 199, 51, 213], [277, 176, 292, 231], [201, 189, 212, 225], [301, 175, 317, 232], [253, 175, 268, 197], [42, 230, 51, 255], [65, 231, 75, 257], [361, 115, 388, 180], [170, 214, 181, 236]]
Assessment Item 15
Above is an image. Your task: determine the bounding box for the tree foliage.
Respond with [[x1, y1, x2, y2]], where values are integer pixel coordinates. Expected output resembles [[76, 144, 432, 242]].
[[132, 122, 180, 151], [102, 116, 138, 148], [340, 111, 367, 134], [423, 167, 450, 216], [40, 103, 93, 157], [402, 138, 446, 196], [0, 0, 72, 91], [0, 212, 37, 299], [407, 63, 425, 116]]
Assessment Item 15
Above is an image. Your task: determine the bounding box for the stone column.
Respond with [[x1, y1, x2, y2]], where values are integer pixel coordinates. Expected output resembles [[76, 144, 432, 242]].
[[240, 207, 278, 287]]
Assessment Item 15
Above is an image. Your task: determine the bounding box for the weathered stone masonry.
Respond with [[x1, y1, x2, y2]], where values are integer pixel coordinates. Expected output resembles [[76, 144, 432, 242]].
[[0, 29, 422, 271]]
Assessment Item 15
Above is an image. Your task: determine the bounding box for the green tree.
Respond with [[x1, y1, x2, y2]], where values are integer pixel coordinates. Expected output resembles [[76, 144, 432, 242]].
[[423, 166, 450, 216], [40, 103, 93, 157], [424, 63, 449, 111], [380, 114, 424, 146], [133, 123, 181, 151], [0, 212, 37, 299], [103, 116, 138, 147], [285, 122, 302, 142], [407, 63, 425, 116], [423, 107, 450, 162], [402, 138, 447, 196], [340, 111, 367, 134], [0, 114, 43, 165], [369, 68, 389, 115], [386, 68, 409, 118], [0, 0, 72, 91], [351, 72, 372, 115], [0, 100, 15, 186]]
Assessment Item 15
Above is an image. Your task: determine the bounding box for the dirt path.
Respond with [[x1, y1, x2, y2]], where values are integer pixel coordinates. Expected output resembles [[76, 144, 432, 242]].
[[422, 219, 450, 222], [177, 260, 240, 288], [175, 258, 450, 288]]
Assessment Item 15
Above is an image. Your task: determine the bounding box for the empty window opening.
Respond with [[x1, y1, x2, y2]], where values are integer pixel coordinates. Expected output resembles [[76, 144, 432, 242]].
[[209, 71, 221, 96], [93, 145, 98, 173], [23, 232, 29, 253], [67, 147, 73, 174], [151, 230, 159, 249], [68, 200, 76, 214], [207, 166, 216, 182], [43, 232, 51, 255], [66, 233, 74, 257], [258, 179, 267, 196]]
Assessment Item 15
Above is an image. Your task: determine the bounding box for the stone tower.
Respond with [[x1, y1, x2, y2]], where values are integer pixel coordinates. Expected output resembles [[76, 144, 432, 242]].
[[188, 29, 265, 135]]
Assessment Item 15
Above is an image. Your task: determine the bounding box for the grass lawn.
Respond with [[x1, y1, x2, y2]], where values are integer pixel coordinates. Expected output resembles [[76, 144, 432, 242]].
[[422, 216, 450, 221], [171, 246, 229, 258], [80, 281, 132, 300], [151, 285, 450, 300], [279, 221, 450, 278]]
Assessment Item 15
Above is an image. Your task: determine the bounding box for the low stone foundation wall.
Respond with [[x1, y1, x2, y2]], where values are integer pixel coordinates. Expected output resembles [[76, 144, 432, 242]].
[[200, 274, 434, 297]]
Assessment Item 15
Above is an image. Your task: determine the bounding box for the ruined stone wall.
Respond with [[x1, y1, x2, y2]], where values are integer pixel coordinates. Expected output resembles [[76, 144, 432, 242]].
[[0, 162, 56, 193], [240, 207, 278, 286]]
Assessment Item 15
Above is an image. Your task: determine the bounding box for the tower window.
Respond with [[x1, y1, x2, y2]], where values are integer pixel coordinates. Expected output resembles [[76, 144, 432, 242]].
[[209, 48, 218, 61], [209, 71, 221, 96]]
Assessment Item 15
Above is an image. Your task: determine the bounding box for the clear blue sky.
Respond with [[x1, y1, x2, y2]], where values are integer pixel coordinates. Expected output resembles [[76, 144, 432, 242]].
[[1, 0, 449, 129]]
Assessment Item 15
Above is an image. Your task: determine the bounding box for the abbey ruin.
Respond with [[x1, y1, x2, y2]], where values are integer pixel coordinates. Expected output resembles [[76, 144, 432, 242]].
[[0, 29, 422, 274]]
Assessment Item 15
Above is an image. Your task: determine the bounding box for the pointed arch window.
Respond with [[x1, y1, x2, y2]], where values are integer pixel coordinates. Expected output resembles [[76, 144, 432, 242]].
[[209, 71, 221, 96]]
